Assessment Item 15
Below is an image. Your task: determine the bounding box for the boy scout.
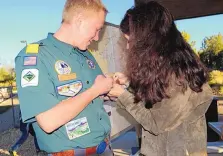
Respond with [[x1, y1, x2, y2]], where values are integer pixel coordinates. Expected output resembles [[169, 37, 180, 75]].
[[15, 0, 113, 155]]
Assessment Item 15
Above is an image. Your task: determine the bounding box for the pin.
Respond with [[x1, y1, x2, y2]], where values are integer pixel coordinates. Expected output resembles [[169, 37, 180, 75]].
[[86, 59, 95, 69]]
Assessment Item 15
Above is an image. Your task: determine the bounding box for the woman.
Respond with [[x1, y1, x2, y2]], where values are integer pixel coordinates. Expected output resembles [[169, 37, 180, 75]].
[[108, 1, 213, 156]]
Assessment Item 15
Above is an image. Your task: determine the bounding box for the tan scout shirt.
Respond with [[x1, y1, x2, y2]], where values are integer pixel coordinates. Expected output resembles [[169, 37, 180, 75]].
[[116, 83, 213, 156]]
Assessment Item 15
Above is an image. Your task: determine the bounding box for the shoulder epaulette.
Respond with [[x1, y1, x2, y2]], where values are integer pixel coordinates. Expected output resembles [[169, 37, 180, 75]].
[[25, 42, 45, 54], [25, 43, 40, 54]]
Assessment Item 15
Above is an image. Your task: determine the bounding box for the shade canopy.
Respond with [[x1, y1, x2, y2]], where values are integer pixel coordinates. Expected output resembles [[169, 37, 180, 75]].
[[135, 0, 223, 20]]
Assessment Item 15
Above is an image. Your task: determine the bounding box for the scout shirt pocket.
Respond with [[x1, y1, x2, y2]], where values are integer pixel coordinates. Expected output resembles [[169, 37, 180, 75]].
[[52, 59, 83, 100], [88, 97, 112, 136]]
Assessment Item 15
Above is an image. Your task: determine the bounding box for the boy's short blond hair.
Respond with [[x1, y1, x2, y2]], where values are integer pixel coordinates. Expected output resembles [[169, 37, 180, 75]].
[[62, 0, 108, 23]]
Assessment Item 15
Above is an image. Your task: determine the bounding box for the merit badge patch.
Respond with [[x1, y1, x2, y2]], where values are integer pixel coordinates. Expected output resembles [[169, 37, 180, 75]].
[[55, 60, 71, 75], [21, 69, 39, 88], [86, 59, 95, 69], [23, 56, 37, 66], [65, 117, 91, 140], [57, 81, 82, 97]]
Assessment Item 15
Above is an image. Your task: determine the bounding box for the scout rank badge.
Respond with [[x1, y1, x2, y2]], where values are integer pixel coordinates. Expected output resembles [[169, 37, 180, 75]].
[[55, 60, 76, 81], [57, 81, 83, 97], [21, 69, 39, 88], [86, 59, 95, 69]]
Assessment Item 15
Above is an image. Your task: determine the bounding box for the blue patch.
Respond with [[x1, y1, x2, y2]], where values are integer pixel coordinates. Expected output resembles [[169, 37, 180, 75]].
[[96, 141, 107, 154], [87, 59, 95, 69]]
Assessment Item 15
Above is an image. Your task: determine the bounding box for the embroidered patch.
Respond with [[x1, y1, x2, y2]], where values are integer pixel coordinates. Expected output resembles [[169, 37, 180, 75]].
[[58, 73, 77, 82], [57, 81, 82, 97], [23, 56, 37, 66], [55, 60, 71, 75], [21, 69, 39, 88], [26, 44, 39, 54], [86, 59, 95, 69], [65, 117, 91, 140]]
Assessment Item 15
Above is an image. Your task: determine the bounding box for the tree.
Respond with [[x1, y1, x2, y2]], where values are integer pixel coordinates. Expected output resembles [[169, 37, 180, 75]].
[[199, 33, 223, 69], [0, 67, 16, 86], [181, 31, 197, 53], [201, 33, 223, 55], [0, 68, 9, 82]]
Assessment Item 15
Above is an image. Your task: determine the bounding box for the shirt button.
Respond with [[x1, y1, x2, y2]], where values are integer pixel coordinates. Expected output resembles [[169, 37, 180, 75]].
[[86, 81, 89, 84], [92, 101, 94, 104], [100, 118, 102, 120], [108, 112, 111, 116]]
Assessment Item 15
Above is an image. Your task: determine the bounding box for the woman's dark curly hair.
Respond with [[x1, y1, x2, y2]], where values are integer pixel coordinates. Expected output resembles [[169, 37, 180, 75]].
[[120, 1, 208, 106]]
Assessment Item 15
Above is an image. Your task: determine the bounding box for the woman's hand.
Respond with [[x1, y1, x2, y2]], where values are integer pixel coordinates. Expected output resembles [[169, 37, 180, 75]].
[[113, 72, 129, 86], [108, 84, 125, 98]]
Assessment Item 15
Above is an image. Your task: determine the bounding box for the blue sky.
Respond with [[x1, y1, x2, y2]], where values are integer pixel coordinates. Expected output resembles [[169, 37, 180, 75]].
[[0, 0, 222, 66]]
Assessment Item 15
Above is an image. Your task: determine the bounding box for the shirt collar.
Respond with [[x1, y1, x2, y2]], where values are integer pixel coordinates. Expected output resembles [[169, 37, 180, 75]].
[[47, 33, 75, 55]]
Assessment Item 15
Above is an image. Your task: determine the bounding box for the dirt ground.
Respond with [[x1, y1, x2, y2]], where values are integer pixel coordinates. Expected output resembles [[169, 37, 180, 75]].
[[0, 128, 47, 156], [0, 96, 47, 156]]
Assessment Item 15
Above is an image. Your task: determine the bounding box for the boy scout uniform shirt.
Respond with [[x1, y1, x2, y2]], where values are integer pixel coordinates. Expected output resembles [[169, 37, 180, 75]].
[[15, 33, 111, 153]]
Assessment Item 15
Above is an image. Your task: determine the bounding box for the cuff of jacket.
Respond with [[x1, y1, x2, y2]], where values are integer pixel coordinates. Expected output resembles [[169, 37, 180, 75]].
[[117, 90, 134, 108]]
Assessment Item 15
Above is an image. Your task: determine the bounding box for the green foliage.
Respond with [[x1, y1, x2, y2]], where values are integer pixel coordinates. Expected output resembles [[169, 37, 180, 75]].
[[209, 70, 223, 96], [181, 31, 191, 42], [0, 68, 9, 82], [180, 32, 223, 96], [181, 31, 197, 53], [199, 33, 223, 69], [209, 70, 223, 85], [219, 86, 223, 95], [201, 33, 223, 55], [0, 67, 16, 86]]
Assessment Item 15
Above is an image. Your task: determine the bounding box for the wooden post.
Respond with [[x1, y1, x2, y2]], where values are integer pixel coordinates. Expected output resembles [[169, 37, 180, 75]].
[[10, 86, 16, 128]]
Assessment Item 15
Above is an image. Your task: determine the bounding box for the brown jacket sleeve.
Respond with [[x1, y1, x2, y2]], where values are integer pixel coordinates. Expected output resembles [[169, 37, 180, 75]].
[[116, 83, 213, 135]]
